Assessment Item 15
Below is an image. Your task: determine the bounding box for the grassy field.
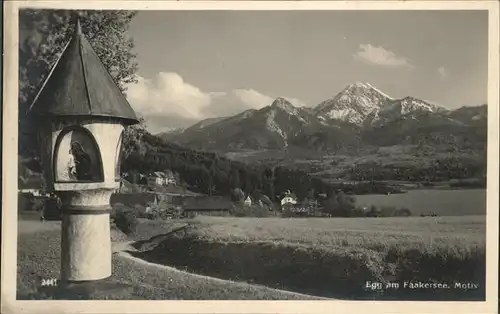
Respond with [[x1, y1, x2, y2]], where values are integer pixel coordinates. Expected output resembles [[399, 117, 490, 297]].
[[177, 215, 485, 246], [133, 215, 486, 300], [17, 215, 486, 300], [16, 219, 320, 300]]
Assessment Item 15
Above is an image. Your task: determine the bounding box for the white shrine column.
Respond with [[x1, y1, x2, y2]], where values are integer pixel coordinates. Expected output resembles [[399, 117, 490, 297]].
[[58, 188, 115, 281], [50, 121, 123, 282]]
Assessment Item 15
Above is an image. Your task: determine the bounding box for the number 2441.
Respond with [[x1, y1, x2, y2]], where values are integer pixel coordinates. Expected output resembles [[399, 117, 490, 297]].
[[41, 278, 58, 286]]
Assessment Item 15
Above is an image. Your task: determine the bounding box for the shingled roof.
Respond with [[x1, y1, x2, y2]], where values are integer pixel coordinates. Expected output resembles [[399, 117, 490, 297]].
[[28, 20, 139, 124]]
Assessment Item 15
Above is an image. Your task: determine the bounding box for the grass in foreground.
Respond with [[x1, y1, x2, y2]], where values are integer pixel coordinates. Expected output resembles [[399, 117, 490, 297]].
[[132, 215, 486, 300], [17, 222, 319, 300]]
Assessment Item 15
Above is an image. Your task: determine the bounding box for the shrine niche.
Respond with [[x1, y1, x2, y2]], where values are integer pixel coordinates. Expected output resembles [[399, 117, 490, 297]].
[[115, 133, 123, 181], [54, 127, 104, 182]]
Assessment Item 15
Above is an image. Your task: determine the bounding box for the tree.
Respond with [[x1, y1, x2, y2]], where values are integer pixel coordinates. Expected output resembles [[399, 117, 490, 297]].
[[231, 188, 245, 204], [336, 191, 356, 215], [366, 205, 380, 217], [229, 169, 241, 190], [199, 166, 213, 195], [122, 117, 148, 159], [323, 192, 339, 216], [260, 194, 274, 210], [322, 190, 356, 217], [19, 9, 139, 156], [394, 207, 412, 217]]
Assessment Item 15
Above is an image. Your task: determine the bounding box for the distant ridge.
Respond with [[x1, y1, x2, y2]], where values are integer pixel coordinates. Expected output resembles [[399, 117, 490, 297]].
[[159, 82, 486, 154]]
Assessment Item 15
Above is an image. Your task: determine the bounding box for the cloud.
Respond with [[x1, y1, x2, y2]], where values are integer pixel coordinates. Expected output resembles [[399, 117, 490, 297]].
[[354, 44, 414, 68], [126, 72, 211, 120], [125, 72, 305, 132], [205, 89, 274, 118], [438, 66, 448, 79]]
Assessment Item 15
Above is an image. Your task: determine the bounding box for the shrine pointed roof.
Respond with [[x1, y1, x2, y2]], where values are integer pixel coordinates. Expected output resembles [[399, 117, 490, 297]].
[[28, 19, 139, 125]]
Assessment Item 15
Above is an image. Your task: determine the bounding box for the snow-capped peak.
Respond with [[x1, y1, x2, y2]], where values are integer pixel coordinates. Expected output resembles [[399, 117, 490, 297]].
[[313, 82, 393, 125], [361, 82, 394, 100], [398, 97, 438, 114], [313, 82, 444, 126], [344, 82, 395, 100]]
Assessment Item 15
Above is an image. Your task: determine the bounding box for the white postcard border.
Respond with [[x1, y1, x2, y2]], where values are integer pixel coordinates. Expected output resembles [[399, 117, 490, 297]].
[[2, 1, 498, 314]]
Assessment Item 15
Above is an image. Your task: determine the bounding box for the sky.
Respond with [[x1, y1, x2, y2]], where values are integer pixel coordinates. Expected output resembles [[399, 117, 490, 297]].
[[125, 10, 488, 133]]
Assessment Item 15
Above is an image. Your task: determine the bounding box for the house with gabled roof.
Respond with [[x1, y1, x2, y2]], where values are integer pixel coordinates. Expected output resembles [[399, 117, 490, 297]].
[[244, 195, 252, 207], [147, 170, 177, 187], [280, 190, 297, 207], [163, 169, 176, 185], [147, 172, 166, 186]]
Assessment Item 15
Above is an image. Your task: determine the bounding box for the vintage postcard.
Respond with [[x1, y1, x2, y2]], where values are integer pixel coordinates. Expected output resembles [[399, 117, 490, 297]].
[[2, 1, 499, 313]]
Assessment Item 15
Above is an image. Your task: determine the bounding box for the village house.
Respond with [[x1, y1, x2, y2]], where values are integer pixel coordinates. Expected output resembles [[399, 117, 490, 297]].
[[280, 191, 297, 208], [244, 195, 252, 207], [147, 170, 177, 187], [163, 169, 177, 185], [282, 198, 317, 217], [147, 172, 166, 186]]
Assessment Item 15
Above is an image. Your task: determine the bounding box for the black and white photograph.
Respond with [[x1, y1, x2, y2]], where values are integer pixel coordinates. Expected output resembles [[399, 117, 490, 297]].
[[2, 1, 499, 313]]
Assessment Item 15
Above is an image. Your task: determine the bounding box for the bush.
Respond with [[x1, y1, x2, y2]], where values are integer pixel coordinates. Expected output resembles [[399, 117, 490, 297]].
[[322, 191, 357, 217], [380, 206, 396, 217], [349, 207, 367, 217], [365, 205, 413, 218], [18, 193, 47, 212], [18, 192, 35, 211], [230, 188, 245, 203], [366, 205, 381, 217], [32, 198, 46, 212], [133, 204, 147, 213], [112, 203, 127, 211], [139, 199, 183, 220], [281, 207, 296, 218], [112, 210, 138, 235]]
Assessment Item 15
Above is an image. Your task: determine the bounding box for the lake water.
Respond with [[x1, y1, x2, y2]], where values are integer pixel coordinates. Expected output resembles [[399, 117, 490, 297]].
[[355, 189, 487, 216]]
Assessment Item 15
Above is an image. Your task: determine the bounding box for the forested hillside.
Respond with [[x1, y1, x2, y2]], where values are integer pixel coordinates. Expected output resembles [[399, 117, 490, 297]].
[[121, 122, 400, 199], [122, 122, 319, 200]]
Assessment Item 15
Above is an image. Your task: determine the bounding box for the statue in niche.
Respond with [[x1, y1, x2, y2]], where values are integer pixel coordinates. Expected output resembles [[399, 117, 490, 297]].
[[66, 148, 77, 180], [55, 128, 103, 182], [67, 141, 92, 181]]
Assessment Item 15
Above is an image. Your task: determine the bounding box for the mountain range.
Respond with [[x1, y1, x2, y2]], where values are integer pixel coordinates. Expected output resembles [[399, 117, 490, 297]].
[[159, 82, 487, 154]]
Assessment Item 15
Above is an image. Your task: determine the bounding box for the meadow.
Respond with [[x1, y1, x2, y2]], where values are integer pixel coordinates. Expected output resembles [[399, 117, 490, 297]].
[[17, 220, 319, 300], [132, 215, 486, 300], [17, 213, 486, 300]]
